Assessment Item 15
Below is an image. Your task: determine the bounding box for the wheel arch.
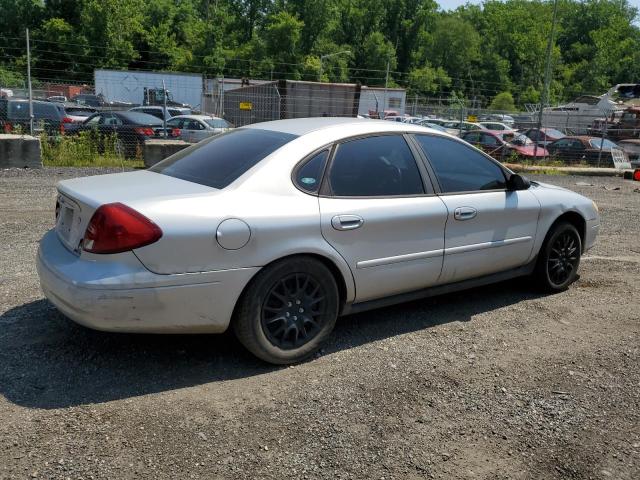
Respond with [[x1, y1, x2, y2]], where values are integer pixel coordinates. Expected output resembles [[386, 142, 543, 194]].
[[230, 252, 352, 325], [547, 210, 587, 252]]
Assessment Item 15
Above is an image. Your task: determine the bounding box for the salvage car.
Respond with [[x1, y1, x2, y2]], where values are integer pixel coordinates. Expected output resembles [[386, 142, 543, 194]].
[[166, 115, 232, 143], [37, 118, 600, 364], [461, 130, 549, 160], [546, 136, 628, 167]]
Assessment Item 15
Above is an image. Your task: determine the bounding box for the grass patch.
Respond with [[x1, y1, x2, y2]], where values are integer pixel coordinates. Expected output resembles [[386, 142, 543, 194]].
[[40, 132, 144, 168]]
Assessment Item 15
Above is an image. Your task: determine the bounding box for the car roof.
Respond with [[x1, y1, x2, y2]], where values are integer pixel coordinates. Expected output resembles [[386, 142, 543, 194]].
[[242, 117, 448, 137], [170, 115, 223, 120]]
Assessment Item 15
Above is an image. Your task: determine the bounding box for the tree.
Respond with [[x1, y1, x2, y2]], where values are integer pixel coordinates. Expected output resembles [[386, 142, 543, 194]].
[[407, 65, 450, 96], [488, 92, 516, 111]]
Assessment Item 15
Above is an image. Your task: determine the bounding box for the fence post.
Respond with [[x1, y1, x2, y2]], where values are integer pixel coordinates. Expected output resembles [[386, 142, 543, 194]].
[[26, 28, 34, 135]]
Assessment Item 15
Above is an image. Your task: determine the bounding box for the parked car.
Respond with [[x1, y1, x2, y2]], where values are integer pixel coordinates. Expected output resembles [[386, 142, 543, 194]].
[[479, 114, 515, 126], [69, 94, 106, 108], [479, 121, 515, 132], [546, 136, 628, 166], [462, 130, 549, 160], [62, 104, 99, 123], [521, 127, 566, 147], [417, 122, 448, 133], [443, 120, 485, 136], [129, 105, 192, 121], [47, 95, 68, 103], [65, 111, 179, 157], [37, 117, 599, 364], [0, 98, 69, 135], [166, 115, 232, 143], [418, 118, 449, 127]]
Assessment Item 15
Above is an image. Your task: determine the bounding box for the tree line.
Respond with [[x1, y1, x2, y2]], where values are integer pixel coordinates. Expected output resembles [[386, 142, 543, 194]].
[[1, 0, 639, 108]]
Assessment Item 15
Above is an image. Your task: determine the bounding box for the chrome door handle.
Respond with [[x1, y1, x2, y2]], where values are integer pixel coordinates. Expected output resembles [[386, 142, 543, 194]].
[[454, 207, 477, 221], [331, 215, 364, 231]]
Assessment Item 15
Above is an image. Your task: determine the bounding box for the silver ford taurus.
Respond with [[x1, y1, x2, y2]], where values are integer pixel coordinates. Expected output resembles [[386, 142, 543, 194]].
[[37, 118, 600, 364]]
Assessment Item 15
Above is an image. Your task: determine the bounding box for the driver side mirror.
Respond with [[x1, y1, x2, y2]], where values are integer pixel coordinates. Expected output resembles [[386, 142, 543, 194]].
[[507, 173, 531, 191]]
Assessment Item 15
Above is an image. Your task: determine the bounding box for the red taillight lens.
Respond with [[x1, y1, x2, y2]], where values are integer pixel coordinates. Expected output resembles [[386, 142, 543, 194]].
[[82, 203, 162, 254], [3, 122, 12, 133], [134, 127, 154, 136], [171, 128, 180, 137], [62, 116, 73, 123], [634, 169, 640, 182]]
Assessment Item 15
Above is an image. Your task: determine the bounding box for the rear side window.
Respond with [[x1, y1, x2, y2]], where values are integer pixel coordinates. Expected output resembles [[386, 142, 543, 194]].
[[151, 128, 297, 189], [328, 135, 424, 196], [295, 150, 329, 193], [414, 135, 506, 193]]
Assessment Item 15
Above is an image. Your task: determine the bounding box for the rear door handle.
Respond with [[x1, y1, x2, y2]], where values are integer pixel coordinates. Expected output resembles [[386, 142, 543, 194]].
[[331, 215, 364, 231], [454, 207, 477, 221]]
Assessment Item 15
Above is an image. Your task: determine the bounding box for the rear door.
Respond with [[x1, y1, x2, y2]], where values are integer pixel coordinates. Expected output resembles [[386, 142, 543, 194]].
[[318, 134, 448, 303], [413, 134, 540, 284]]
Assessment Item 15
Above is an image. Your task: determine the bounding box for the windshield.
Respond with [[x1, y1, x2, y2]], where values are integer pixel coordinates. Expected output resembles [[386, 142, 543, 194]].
[[589, 138, 618, 149], [508, 134, 534, 146], [150, 128, 298, 189]]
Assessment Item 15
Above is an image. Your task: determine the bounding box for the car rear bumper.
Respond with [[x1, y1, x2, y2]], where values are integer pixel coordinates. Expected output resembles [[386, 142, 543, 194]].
[[36, 229, 259, 333]]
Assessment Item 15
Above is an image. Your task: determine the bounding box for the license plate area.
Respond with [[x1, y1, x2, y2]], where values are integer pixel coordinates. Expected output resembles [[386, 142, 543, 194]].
[[55, 194, 82, 252]]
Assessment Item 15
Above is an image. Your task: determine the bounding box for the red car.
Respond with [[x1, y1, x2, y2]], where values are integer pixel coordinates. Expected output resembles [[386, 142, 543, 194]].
[[462, 130, 549, 160]]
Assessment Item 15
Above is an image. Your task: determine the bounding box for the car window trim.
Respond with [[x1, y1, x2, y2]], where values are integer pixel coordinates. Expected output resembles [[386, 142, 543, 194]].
[[409, 133, 511, 196], [317, 132, 437, 199]]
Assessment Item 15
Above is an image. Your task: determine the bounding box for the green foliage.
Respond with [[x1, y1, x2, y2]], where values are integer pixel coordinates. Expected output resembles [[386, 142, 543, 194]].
[[40, 131, 143, 168], [0, 0, 638, 107], [489, 92, 516, 112]]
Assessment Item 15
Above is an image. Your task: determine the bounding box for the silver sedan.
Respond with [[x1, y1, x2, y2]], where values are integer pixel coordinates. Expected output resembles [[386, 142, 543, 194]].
[[166, 115, 232, 143], [37, 118, 600, 364]]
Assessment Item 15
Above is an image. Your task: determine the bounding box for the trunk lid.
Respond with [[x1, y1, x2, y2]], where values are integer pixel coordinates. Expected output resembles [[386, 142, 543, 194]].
[[55, 170, 217, 254]]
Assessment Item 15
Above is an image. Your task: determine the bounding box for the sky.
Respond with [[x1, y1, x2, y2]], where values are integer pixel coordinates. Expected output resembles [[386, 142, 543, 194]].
[[437, 0, 640, 11]]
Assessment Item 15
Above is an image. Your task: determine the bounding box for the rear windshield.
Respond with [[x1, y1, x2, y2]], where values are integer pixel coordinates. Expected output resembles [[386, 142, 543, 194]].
[[204, 118, 229, 128], [150, 128, 297, 189], [119, 112, 163, 125], [8, 101, 62, 120], [589, 138, 617, 149]]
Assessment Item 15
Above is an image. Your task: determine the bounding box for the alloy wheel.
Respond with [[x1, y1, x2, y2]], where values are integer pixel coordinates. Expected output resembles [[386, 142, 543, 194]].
[[547, 231, 579, 286], [261, 273, 327, 350]]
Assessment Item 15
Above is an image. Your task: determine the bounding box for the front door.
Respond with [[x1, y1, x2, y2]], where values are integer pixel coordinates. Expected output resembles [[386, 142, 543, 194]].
[[318, 134, 448, 303], [413, 134, 540, 284]]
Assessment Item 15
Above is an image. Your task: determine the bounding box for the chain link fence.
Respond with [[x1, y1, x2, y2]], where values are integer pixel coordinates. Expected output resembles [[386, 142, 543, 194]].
[[2, 75, 639, 168]]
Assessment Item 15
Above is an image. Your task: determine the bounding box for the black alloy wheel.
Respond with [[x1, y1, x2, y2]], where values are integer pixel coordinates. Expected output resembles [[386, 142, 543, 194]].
[[261, 273, 327, 350], [547, 230, 580, 287]]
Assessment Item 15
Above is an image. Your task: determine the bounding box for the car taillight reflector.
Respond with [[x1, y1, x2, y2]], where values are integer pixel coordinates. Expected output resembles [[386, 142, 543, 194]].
[[171, 128, 181, 137], [3, 122, 12, 133], [134, 127, 155, 136], [62, 116, 73, 123], [82, 203, 162, 254], [634, 169, 640, 182]]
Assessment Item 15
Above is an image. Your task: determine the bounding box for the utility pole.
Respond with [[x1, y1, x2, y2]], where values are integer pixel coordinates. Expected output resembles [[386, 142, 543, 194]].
[[383, 58, 390, 118], [162, 79, 167, 138], [534, 0, 559, 160], [318, 50, 351, 83], [26, 28, 33, 135]]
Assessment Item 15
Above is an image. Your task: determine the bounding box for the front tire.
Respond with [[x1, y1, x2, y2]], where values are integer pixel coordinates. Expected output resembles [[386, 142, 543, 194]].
[[534, 222, 581, 292], [233, 257, 339, 364]]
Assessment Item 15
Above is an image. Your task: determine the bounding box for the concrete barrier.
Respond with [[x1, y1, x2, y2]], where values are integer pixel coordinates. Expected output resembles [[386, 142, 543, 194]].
[[143, 139, 190, 167], [0, 134, 42, 168]]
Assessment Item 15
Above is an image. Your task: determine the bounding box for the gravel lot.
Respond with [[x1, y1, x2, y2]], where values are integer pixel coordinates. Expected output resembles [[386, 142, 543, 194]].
[[0, 167, 638, 480]]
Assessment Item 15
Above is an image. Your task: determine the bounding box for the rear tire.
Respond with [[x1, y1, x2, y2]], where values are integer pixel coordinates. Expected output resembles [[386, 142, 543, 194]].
[[534, 222, 581, 292], [233, 257, 339, 364]]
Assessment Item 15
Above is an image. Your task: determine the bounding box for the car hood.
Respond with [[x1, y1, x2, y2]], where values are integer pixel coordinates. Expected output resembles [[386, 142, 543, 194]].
[[511, 144, 549, 157]]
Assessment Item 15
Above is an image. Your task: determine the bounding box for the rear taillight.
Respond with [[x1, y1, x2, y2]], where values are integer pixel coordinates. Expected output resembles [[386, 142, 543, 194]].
[[3, 122, 12, 133], [62, 117, 73, 123], [82, 203, 162, 254], [171, 128, 181, 137], [634, 169, 640, 182], [134, 127, 154, 136]]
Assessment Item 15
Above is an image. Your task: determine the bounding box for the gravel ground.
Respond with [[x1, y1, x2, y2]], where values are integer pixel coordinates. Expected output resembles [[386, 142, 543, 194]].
[[0, 167, 639, 480]]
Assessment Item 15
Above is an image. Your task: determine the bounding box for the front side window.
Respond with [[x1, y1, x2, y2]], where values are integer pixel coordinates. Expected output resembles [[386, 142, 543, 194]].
[[328, 135, 424, 197], [414, 135, 506, 193], [151, 128, 298, 189], [294, 150, 329, 193]]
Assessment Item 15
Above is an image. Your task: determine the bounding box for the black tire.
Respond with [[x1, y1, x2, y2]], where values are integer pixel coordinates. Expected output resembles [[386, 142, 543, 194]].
[[534, 221, 582, 292], [233, 257, 339, 364]]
